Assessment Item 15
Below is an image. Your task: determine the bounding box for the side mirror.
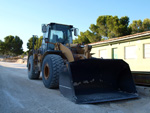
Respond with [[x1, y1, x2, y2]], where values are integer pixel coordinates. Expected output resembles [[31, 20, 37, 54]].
[[74, 28, 79, 36], [45, 38, 49, 43], [42, 24, 47, 33]]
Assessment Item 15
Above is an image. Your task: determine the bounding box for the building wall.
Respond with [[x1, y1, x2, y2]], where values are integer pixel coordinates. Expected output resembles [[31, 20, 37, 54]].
[[91, 37, 150, 71]]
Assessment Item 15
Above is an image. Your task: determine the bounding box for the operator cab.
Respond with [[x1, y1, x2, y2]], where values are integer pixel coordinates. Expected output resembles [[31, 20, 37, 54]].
[[42, 23, 79, 50]]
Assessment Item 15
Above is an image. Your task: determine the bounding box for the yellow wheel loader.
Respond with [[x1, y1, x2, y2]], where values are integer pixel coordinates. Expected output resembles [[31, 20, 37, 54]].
[[27, 23, 138, 103]]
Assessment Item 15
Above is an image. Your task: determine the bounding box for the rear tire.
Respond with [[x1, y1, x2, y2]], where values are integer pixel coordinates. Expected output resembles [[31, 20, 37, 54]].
[[42, 54, 63, 89], [28, 55, 40, 79]]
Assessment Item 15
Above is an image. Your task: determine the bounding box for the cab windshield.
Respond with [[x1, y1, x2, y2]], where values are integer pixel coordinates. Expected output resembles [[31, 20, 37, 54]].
[[48, 24, 73, 50], [49, 29, 72, 44]]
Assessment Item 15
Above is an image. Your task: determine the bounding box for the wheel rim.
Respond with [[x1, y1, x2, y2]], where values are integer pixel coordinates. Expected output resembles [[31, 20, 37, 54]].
[[44, 63, 50, 80], [28, 63, 31, 71]]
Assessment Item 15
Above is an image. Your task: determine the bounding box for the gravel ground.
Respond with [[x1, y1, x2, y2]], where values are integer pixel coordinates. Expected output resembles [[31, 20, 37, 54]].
[[0, 61, 150, 113]]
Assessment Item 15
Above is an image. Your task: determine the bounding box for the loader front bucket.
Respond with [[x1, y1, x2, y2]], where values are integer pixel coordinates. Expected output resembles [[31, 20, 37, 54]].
[[59, 59, 138, 104]]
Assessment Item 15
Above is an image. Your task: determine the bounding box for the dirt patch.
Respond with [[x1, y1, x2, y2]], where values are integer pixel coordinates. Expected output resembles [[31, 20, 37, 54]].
[[16, 59, 27, 64], [0, 56, 27, 64], [136, 86, 150, 96]]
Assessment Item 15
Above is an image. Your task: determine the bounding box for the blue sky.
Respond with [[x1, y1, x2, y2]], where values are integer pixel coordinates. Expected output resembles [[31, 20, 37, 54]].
[[0, 0, 150, 51]]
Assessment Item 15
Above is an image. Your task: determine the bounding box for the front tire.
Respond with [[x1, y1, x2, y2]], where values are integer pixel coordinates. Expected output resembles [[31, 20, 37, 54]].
[[28, 55, 40, 79], [42, 54, 63, 89]]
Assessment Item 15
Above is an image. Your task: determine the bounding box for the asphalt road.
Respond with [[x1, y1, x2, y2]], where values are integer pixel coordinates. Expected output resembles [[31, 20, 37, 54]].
[[0, 61, 150, 113]]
